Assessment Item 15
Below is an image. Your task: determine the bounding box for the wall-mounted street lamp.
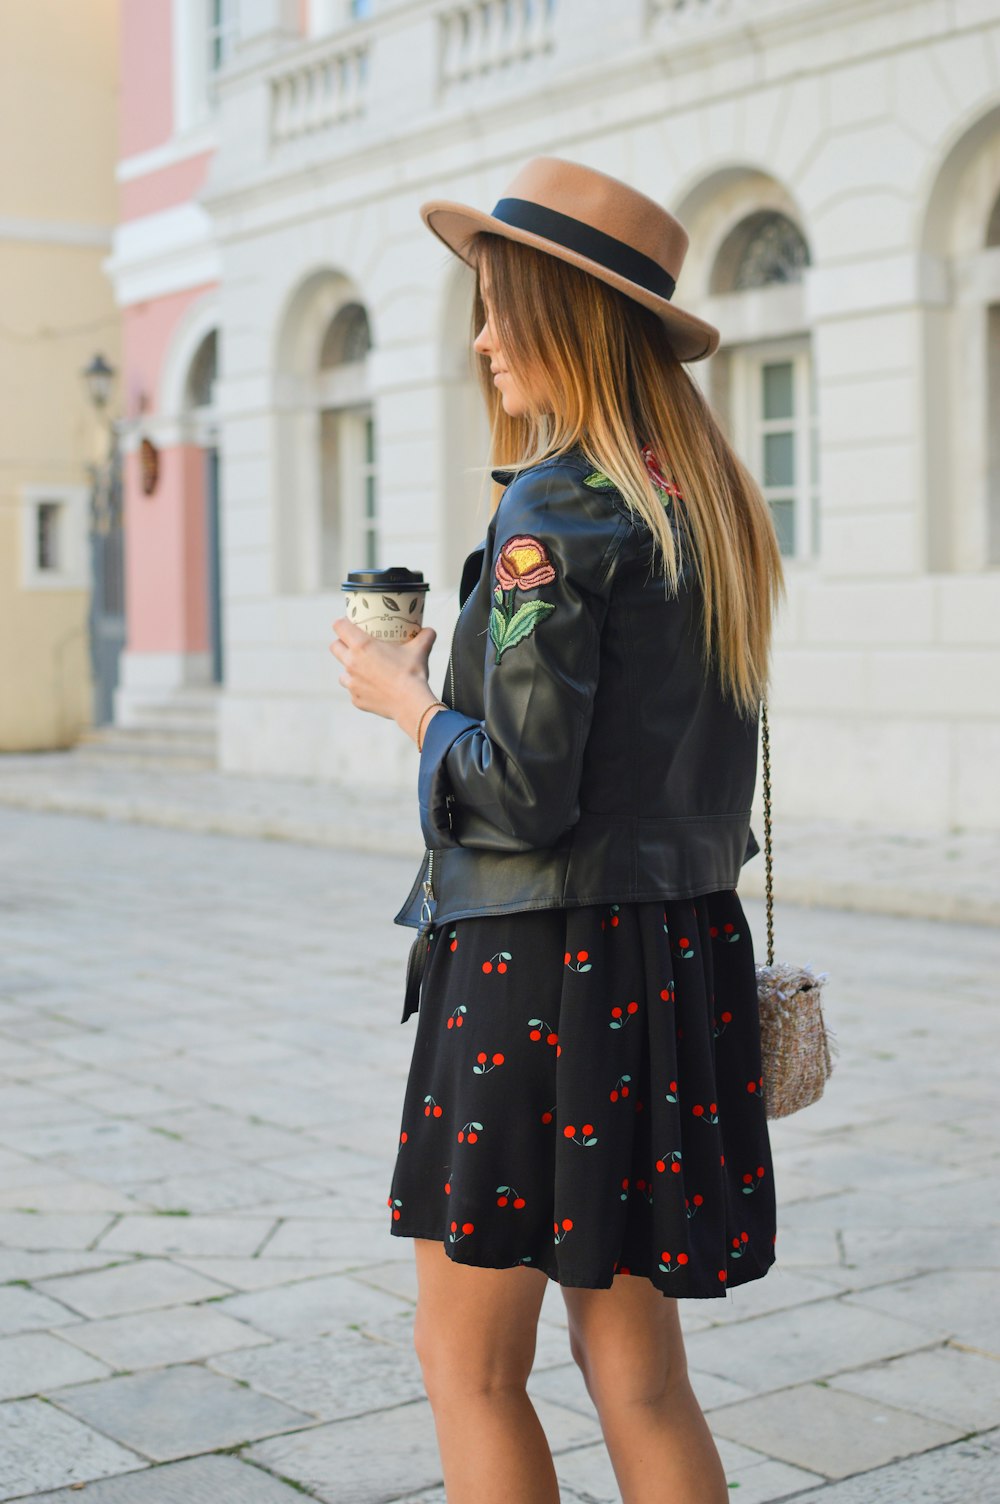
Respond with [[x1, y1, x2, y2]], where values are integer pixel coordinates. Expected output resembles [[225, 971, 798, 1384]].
[[82, 352, 116, 412]]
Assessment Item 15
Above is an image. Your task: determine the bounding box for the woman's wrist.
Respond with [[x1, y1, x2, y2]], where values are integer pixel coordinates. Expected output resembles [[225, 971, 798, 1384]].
[[396, 682, 445, 745]]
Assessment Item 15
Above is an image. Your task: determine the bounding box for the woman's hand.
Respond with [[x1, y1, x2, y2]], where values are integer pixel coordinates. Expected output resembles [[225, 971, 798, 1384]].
[[329, 617, 441, 742]]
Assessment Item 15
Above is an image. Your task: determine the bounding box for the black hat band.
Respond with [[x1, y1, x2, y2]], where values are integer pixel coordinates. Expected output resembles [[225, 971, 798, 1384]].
[[489, 197, 677, 302]]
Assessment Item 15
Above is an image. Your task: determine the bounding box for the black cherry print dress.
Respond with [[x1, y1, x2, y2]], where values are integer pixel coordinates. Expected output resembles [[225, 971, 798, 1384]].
[[387, 889, 777, 1298]]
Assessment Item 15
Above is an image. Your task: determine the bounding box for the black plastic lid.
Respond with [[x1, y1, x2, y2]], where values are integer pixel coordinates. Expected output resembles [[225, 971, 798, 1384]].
[[342, 567, 428, 590]]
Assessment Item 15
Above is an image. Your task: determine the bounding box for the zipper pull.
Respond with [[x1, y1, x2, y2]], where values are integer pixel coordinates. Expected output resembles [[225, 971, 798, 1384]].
[[419, 849, 435, 928]]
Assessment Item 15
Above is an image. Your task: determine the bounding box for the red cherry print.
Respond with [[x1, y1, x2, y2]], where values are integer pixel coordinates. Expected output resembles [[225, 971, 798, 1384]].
[[677, 1252, 689, 1265], [627, 1001, 638, 1015], [444, 1182, 451, 1194], [693, 1194, 703, 1206], [661, 1250, 670, 1262], [562, 1218, 573, 1231], [457, 1130, 465, 1142], [492, 1052, 504, 1066], [450, 939, 458, 951], [451, 1221, 458, 1233], [610, 914, 619, 927], [709, 926, 719, 938], [622, 1085, 629, 1097], [655, 1159, 665, 1172], [582, 1123, 594, 1135], [718, 1269, 727, 1281], [424, 1105, 431, 1116], [564, 951, 571, 965], [636, 1178, 646, 1190], [477, 1052, 487, 1064], [556, 1045, 561, 1056], [679, 937, 689, 948], [720, 1153, 725, 1165], [563, 1125, 576, 1138], [433, 1105, 442, 1118], [482, 962, 493, 974], [446, 1018, 454, 1029], [462, 1222, 474, 1235], [467, 1131, 478, 1144], [513, 1197, 525, 1209], [529, 1029, 542, 1041], [541, 1111, 553, 1124], [393, 1208, 401, 1221], [724, 923, 734, 934], [610, 1089, 619, 1102], [400, 1131, 408, 1144], [747, 1080, 757, 1092], [709, 1102, 717, 1114], [456, 1016, 463, 1027], [577, 951, 589, 963], [692, 1104, 704, 1116], [743, 1172, 753, 1184], [732, 1236, 740, 1248], [721, 1010, 732, 1023], [497, 1195, 508, 1207], [660, 988, 670, 1000], [497, 962, 507, 974], [672, 1162, 681, 1173], [758, 1165, 765, 1177], [622, 1178, 630, 1190], [669, 1080, 677, 1092], [741, 1231, 749, 1243], [611, 1006, 623, 1018], [546, 1032, 558, 1046]]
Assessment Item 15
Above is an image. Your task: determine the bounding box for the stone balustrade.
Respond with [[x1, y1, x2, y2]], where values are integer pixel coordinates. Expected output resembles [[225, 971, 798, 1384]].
[[269, 41, 370, 143]]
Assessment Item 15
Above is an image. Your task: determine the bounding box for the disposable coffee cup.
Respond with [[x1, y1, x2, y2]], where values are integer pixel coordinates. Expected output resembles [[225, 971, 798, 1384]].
[[342, 567, 429, 642]]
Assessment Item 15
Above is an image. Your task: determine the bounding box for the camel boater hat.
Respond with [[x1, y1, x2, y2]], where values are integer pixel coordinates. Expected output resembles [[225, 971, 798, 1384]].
[[420, 155, 720, 363]]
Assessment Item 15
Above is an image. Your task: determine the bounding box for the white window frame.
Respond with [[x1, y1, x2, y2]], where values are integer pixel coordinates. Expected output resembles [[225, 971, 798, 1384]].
[[174, 0, 239, 132], [728, 337, 818, 563], [19, 485, 90, 591], [321, 406, 378, 586]]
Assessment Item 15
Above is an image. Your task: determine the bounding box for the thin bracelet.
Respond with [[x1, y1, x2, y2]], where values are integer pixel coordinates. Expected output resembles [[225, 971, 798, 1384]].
[[416, 700, 447, 753]]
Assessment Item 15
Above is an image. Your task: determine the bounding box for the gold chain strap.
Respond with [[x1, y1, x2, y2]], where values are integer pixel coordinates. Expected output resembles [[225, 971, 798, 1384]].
[[761, 699, 774, 967]]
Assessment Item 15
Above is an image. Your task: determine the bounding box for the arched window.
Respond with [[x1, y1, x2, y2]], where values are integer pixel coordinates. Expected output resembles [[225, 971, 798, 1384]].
[[185, 330, 218, 413], [710, 211, 816, 561], [318, 301, 376, 586]]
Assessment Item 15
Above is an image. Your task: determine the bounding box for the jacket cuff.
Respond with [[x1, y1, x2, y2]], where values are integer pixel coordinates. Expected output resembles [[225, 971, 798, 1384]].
[[418, 706, 480, 849], [742, 826, 760, 865]]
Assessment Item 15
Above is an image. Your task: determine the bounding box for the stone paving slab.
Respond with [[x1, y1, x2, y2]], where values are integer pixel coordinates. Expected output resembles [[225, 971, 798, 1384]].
[[208, 1327, 429, 1420], [843, 1269, 1000, 1355], [0, 1284, 81, 1336], [55, 1302, 272, 1371], [50, 1362, 312, 1463], [0, 1397, 143, 1498], [215, 1271, 417, 1343], [36, 1257, 231, 1319], [0, 1331, 111, 1401], [711, 1382, 964, 1480], [781, 1428, 1000, 1502], [25, 1452, 320, 1502], [829, 1343, 1000, 1433], [94, 1213, 278, 1259], [170, 1255, 356, 1292], [681, 1294, 938, 1395]]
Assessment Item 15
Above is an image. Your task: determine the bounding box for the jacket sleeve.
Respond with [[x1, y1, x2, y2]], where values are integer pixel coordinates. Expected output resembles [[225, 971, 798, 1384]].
[[418, 464, 627, 853]]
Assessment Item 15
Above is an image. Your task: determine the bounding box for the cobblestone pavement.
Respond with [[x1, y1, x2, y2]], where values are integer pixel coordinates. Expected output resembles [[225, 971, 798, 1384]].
[[0, 750, 998, 925], [0, 804, 998, 1503]]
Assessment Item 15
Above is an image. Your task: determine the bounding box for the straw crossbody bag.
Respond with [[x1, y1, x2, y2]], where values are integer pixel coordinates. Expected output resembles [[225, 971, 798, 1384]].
[[755, 703, 837, 1119]]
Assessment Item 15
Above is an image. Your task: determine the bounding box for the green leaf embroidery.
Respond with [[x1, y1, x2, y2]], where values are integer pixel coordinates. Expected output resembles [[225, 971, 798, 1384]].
[[489, 607, 506, 655], [583, 469, 617, 490], [494, 600, 556, 660]]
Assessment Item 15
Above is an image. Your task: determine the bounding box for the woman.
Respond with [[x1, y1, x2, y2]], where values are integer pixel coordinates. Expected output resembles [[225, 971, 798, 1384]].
[[330, 157, 784, 1504]]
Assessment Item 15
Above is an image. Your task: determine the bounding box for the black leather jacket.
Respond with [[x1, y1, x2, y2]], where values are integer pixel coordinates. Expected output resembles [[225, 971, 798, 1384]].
[[395, 445, 759, 944]]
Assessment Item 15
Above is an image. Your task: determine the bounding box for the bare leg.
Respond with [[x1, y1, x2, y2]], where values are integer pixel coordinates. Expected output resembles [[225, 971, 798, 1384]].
[[412, 1238, 560, 1504], [562, 1275, 729, 1504]]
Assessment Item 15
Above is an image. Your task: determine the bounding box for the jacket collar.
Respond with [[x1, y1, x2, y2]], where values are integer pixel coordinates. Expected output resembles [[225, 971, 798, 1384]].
[[490, 442, 586, 489]]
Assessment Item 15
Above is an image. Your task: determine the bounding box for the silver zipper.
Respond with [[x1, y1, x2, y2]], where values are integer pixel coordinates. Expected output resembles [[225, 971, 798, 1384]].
[[420, 849, 435, 927]]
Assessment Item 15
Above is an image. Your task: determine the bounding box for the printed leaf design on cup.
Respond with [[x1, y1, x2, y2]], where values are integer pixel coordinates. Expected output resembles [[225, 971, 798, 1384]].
[[382, 596, 400, 612], [490, 535, 557, 661]]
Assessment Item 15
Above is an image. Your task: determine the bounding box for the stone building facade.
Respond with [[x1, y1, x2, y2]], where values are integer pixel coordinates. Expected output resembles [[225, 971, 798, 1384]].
[[110, 0, 1000, 831]]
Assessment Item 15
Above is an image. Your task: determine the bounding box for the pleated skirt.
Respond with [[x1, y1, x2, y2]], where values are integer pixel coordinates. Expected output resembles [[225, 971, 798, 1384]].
[[387, 890, 777, 1298]]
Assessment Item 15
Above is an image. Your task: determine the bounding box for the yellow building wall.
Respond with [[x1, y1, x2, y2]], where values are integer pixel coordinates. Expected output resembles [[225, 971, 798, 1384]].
[[0, 0, 120, 749]]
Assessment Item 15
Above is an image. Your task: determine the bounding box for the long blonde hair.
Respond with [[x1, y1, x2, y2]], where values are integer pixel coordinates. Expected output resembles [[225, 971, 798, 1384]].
[[471, 232, 784, 717]]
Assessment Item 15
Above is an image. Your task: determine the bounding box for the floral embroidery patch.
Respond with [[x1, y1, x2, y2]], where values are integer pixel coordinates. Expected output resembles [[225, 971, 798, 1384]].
[[583, 447, 682, 502], [490, 535, 557, 661]]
